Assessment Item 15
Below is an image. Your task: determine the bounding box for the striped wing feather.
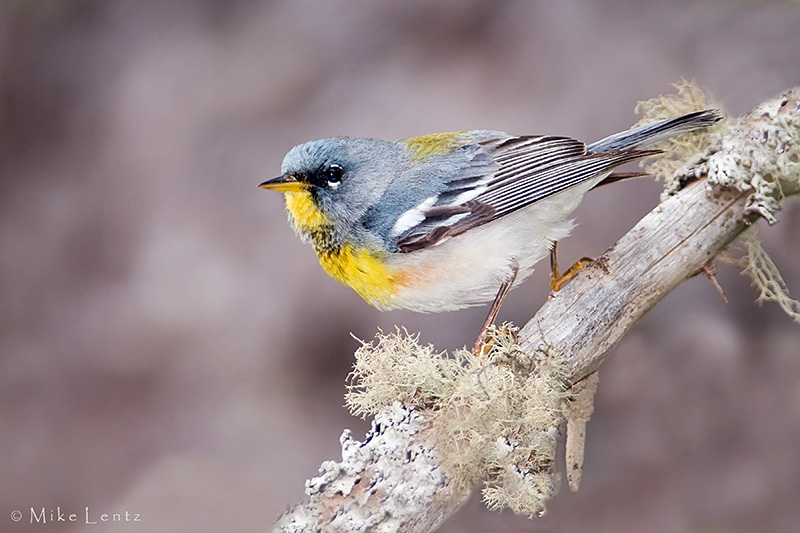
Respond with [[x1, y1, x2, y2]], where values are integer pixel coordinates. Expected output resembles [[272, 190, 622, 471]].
[[395, 135, 655, 252]]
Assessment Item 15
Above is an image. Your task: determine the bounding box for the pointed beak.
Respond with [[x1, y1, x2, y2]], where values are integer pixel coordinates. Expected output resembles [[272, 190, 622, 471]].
[[258, 174, 305, 193]]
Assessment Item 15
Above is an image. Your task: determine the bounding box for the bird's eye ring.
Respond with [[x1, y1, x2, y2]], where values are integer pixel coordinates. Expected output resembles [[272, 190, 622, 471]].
[[325, 164, 344, 184]]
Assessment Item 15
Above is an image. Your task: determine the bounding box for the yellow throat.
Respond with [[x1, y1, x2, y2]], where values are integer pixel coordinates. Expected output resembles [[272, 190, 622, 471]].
[[283, 189, 401, 308]]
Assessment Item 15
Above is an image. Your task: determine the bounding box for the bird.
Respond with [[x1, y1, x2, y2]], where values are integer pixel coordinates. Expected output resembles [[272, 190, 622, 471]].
[[260, 110, 721, 353]]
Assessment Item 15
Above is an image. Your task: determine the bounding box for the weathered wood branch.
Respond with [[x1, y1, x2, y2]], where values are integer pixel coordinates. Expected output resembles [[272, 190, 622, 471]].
[[273, 87, 799, 533], [518, 172, 750, 381], [519, 86, 800, 381]]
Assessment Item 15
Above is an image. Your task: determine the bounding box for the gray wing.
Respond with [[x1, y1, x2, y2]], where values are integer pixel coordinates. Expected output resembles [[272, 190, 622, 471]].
[[393, 135, 655, 252]]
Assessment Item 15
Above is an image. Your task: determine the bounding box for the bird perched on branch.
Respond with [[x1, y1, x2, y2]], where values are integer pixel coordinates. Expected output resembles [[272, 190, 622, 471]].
[[261, 110, 722, 353]]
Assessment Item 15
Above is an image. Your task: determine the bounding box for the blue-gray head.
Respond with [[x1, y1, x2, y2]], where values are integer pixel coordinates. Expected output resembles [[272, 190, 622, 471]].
[[260, 137, 405, 246]]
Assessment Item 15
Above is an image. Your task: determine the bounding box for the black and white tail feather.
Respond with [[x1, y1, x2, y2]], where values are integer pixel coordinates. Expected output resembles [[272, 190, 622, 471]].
[[394, 110, 722, 252]]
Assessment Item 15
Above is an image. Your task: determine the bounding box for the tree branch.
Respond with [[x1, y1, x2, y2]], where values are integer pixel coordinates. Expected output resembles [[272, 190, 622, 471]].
[[273, 87, 800, 533], [518, 170, 750, 382]]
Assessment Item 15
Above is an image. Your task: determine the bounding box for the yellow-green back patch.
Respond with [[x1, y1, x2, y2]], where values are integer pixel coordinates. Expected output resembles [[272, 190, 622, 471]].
[[401, 131, 468, 162]]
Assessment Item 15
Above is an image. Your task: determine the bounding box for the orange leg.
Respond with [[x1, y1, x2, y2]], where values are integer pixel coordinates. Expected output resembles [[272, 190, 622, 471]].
[[472, 261, 518, 356], [549, 242, 594, 292]]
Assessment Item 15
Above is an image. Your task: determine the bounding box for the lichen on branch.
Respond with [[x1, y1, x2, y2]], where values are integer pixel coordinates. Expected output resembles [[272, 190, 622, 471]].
[[346, 326, 571, 517]]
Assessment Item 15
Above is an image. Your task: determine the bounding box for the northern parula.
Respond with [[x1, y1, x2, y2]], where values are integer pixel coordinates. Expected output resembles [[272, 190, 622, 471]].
[[261, 110, 721, 351]]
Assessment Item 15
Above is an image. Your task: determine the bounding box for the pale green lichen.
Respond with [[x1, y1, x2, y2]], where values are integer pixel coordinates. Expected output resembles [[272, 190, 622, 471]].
[[633, 79, 728, 197], [640, 82, 800, 324], [702, 88, 800, 224], [345, 325, 570, 517], [701, 87, 800, 323], [346, 328, 464, 416], [742, 226, 800, 323]]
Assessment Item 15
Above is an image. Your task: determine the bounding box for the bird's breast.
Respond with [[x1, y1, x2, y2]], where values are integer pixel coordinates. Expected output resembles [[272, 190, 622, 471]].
[[314, 244, 406, 309]]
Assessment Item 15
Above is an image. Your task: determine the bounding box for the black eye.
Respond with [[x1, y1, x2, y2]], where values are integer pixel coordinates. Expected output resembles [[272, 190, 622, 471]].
[[325, 164, 343, 184]]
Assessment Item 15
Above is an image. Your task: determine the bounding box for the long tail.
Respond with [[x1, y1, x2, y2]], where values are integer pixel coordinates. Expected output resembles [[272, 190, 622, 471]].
[[587, 109, 723, 153]]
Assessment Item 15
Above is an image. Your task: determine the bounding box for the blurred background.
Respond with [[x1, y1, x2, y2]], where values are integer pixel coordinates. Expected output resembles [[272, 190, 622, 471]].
[[1, 0, 799, 531]]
